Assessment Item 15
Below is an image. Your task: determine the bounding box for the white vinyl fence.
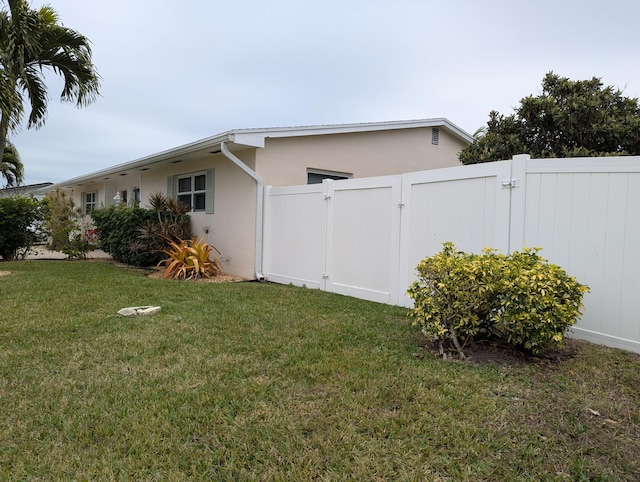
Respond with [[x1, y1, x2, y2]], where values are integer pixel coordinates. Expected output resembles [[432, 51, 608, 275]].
[[263, 155, 640, 353]]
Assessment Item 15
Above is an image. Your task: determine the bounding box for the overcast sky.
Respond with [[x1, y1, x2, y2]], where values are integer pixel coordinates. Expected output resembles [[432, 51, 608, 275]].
[[9, 0, 640, 185]]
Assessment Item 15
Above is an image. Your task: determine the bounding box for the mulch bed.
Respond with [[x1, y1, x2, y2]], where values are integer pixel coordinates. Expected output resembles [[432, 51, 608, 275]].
[[145, 268, 246, 283], [415, 333, 587, 367], [88, 258, 247, 283]]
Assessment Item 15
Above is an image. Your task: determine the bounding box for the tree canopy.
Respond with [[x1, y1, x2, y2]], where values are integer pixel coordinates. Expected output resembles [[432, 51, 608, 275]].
[[1, 139, 23, 186], [459, 72, 640, 164], [0, 0, 100, 161]]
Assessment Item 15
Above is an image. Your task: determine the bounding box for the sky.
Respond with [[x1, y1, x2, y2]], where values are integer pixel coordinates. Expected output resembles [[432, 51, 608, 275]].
[[8, 0, 640, 186]]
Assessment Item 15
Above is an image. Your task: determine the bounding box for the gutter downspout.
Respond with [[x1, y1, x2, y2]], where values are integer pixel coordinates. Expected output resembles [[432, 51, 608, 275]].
[[220, 141, 265, 281]]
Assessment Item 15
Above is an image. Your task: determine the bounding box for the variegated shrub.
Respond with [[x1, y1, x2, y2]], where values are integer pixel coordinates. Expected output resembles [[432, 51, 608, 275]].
[[407, 243, 589, 358]]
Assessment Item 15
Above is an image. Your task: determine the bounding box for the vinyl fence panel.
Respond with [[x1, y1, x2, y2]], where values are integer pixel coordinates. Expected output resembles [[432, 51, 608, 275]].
[[325, 176, 402, 304], [398, 161, 512, 307], [518, 158, 640, 352], [263, 184, 326, 289]]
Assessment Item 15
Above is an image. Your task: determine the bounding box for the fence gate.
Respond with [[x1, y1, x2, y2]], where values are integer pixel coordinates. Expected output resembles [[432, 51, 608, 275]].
[[262, 183, 326, 290], [324, 175, 402, 304], [397, 160, 514, 306]]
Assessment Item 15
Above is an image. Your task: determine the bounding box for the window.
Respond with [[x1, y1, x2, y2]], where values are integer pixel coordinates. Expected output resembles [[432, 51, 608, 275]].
[[121, 190, 128, 205], [177, 173, 206, 211], [168, 170, 214, 213], [84, 191, 97, 214], [432, 127, 440, 146], [307, 169, 351, 185], [132, 187, 141, 206]]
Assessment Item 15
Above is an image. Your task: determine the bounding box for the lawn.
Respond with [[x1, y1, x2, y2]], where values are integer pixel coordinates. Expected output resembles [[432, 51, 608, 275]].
[[0, 260, 639, 480]]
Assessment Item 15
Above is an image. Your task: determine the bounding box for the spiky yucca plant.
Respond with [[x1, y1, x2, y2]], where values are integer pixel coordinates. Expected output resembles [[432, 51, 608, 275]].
[[157, 236, 223, 280]]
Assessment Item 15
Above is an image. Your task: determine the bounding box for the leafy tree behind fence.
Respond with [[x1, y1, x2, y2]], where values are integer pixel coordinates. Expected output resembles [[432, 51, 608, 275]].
[[459, 72, 640, 164]]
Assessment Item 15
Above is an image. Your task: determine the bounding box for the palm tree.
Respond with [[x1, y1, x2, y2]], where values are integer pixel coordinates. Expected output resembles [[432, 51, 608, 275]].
[[0, 0, 100, 161], [0, 139, 23, 187]]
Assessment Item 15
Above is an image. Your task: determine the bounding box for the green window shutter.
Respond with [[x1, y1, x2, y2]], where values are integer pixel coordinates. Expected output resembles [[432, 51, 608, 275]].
[[205, 169, 215, 214], [167, 176, 174, 199]]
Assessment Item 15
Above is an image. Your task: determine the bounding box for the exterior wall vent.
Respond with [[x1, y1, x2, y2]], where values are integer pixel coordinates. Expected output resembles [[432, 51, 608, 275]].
[[432, 127, 440, 146]]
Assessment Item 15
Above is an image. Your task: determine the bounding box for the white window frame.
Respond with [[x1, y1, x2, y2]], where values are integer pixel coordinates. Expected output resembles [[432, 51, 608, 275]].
[[84, 191, 97, 215]]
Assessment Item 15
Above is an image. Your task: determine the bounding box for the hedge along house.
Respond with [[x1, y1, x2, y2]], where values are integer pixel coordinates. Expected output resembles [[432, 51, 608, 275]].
[[40, 119, 473, 278]]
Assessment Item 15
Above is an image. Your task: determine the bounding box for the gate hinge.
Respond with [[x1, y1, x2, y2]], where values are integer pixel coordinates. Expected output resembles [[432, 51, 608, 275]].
[[501, 178, 521, 189], [322, 272, 330, 279], [324, 194, 332, 200], [398, 200, 405, 208]]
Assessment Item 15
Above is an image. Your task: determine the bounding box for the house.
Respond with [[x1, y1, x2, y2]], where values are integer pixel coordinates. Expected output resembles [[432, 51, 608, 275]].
[[0, 182, 53, 199], [40, 118, 473, 278]]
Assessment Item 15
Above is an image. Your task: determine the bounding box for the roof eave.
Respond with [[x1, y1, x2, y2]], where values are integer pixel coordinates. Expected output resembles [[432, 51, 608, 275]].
[[230, 118, 474, 143], [42, 118, 473, 192], [41, 132, 235, 191]]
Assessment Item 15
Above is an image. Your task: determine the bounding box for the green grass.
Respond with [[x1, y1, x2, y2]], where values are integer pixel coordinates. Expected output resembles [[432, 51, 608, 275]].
[[1, 260, 639, 480]]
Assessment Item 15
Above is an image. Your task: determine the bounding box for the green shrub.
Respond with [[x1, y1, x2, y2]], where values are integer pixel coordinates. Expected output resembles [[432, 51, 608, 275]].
[[90, 205, 158, 266], [492, 249, 591, 354], [131, 192, 191, 257], [406, 244, 502, 357], [91, 194, 192, 267], [407, 243, 589, 358], [0, 196, 43, 260]]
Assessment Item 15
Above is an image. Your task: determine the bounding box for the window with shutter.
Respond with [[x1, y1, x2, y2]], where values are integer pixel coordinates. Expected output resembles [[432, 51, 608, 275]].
[[171, 170, 214, 213]]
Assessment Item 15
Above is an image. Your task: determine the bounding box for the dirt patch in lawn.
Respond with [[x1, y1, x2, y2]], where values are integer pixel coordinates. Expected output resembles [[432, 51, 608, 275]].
[[0, 270, 11, 276], [415, 333, 587, 367]]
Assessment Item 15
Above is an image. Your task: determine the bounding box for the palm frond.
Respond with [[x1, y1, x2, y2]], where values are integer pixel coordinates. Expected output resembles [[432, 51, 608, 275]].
[[0, 0, 100, 140], [1, 139, 24, 186]]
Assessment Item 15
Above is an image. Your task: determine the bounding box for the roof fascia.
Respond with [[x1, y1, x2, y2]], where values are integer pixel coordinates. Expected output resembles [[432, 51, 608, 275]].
[[230, 118, 474, 143], [43, 132, 234, 191], [229, 132, 266, 148]]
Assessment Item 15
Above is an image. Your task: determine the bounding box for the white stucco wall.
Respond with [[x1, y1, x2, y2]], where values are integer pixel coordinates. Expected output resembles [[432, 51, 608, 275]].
[[141, 152, 258, 278]]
